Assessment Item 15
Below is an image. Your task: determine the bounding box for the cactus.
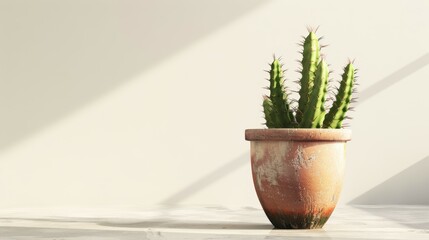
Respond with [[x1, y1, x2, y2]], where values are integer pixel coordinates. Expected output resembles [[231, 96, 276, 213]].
[[299, 60, 329, 128], [263, 58, 295, 128], [323, 62, 356, 128], [263, 30, 357, 129], [296, 32, 320, 123]]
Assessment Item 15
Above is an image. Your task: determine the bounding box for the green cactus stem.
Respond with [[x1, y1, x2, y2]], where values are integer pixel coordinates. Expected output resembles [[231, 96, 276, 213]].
[[296, 31, 321, 123], [261, 29, 357, 129], [263, 58, 295, 128], [300, 59, 329, 128], [323, 62, 356, 128], [263, 96, 275, 128]]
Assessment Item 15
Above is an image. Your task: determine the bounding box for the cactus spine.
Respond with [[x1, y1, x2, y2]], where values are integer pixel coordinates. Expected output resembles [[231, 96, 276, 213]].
[[262, 29, 357, 129]]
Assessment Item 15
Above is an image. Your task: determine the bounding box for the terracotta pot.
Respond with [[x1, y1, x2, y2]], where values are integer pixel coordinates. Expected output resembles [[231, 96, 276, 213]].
[[245, 129, 351, 229]]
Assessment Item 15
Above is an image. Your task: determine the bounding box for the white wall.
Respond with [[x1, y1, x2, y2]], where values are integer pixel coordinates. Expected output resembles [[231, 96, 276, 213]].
[[0, 0, 428, 208]]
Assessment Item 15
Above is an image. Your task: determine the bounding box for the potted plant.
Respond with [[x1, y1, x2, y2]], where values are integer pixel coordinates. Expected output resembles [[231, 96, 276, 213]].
[[245, 29, 357, 229]]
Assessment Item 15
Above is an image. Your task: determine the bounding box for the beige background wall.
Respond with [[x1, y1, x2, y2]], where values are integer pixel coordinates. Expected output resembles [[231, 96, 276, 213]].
[[0, 0, 428, 208]]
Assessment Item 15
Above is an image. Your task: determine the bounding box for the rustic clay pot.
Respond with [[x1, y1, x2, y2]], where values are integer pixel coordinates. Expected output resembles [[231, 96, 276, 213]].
[[245, 129, 351, 229]]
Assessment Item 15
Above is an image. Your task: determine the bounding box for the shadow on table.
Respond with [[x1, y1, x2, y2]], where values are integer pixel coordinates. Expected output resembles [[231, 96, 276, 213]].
[[0, 217, 271, 230], [98, 219, 272, 230], [0, 226, 151, 239], [99, 221, 338, 239], [0, 218, 340, 239], [0, 226, 337, 240]]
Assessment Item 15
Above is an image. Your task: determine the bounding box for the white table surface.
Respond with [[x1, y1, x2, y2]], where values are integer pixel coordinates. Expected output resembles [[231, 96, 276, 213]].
[[0, 205, 428, 239]]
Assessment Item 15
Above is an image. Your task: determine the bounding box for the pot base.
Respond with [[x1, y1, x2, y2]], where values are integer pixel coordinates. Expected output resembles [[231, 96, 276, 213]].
[[265, 209, 333, 229]]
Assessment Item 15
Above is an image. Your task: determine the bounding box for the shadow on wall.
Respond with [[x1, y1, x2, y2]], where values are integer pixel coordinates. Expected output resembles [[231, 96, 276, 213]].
[[162, 152, 249, 205], [350, 156, 429, 205], [357, 53, 429, 105], [0, 0, 267, 151]]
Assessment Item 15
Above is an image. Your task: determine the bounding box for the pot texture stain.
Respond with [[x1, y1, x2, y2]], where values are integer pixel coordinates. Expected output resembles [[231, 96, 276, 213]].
[[246, 129, 351, 229]]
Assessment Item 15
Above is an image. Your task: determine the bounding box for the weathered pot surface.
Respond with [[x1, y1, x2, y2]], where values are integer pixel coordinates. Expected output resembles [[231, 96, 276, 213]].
[[245, 128, 351, 229]]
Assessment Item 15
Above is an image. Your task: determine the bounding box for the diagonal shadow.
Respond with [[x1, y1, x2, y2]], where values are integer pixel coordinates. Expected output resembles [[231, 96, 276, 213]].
[[161, 153, 248, 205], [0, 0, 267, 152], [349, 156, 429, 230], [350, 156, 429, 205], [357, 53, 429, 105], [161, 53, 429, 204]]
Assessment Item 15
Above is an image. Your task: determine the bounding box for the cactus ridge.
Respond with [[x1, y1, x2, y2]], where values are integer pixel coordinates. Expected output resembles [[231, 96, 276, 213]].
[[300, 60, 329, 128], [324, 63, 356, 128], [296, 31, 321, 123], [262, 29, 357, 129], [263, 96, 275, 128]]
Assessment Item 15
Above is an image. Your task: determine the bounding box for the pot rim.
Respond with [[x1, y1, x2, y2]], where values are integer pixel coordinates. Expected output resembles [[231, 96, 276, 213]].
[[245, 128, 352, 142]]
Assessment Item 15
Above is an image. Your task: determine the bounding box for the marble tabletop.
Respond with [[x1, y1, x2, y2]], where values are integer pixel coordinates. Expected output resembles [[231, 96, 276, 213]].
[[0, 205, 428, 239]]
